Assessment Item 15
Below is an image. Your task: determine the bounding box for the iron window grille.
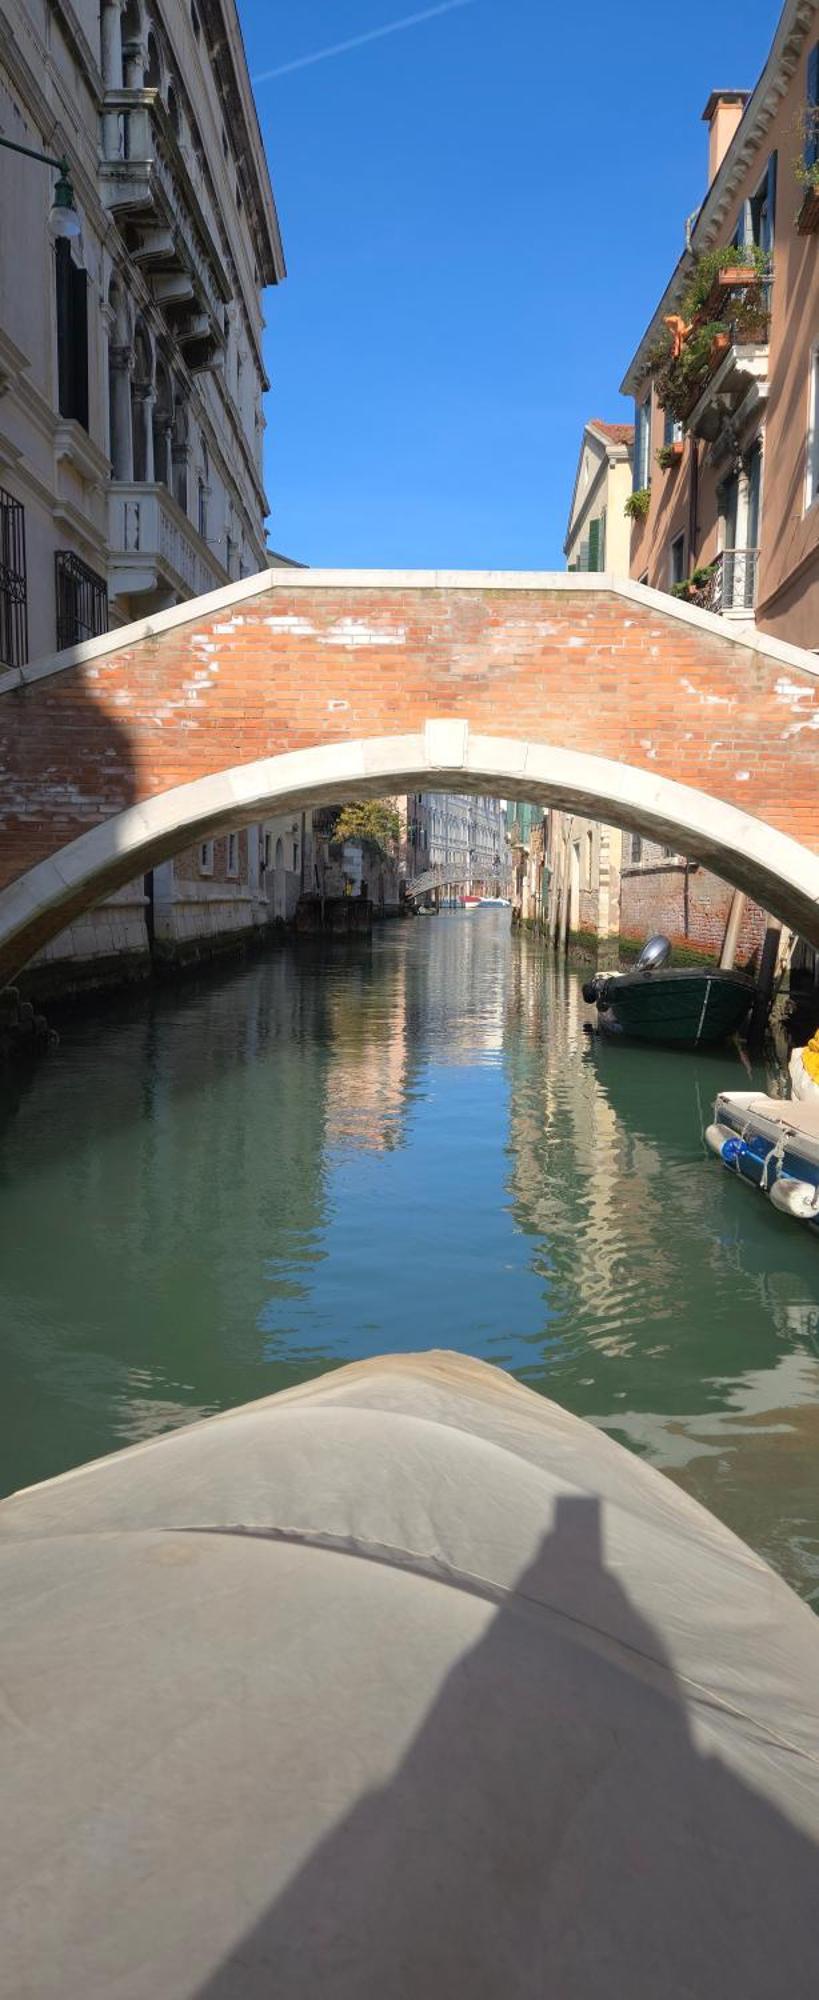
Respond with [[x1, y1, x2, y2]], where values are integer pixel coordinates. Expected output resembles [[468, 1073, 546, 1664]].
[[55, 550, 108, 651], [0, 486, 28, 669]]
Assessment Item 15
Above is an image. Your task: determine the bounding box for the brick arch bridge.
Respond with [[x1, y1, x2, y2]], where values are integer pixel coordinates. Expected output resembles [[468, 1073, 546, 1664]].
[[1, 570, 818, 985]]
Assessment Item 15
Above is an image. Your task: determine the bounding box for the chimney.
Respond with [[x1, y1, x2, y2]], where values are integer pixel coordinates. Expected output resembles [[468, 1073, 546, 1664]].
[[702, 91, 750, 186]]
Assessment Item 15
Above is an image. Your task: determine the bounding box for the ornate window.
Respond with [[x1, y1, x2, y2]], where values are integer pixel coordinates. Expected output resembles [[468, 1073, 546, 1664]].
[[55, 551, 108, 650], [0, 488, 28, 669]]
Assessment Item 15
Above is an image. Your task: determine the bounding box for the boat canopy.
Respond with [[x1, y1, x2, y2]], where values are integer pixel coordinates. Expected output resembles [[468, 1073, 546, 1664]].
[[1, 1351, 818, 1996]]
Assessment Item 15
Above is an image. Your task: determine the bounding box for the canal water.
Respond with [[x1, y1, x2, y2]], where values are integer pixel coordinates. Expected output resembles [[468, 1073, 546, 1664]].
[[2, 912, 818, 1606]]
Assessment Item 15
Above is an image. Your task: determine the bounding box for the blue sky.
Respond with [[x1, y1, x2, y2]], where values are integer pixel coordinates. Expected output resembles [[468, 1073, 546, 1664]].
[[240, 0, 779, 568]]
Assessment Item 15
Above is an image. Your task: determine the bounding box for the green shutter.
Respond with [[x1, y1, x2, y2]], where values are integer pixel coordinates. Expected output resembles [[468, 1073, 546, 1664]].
[[588, 519, 601, 571], [806, 46, 819, 169]]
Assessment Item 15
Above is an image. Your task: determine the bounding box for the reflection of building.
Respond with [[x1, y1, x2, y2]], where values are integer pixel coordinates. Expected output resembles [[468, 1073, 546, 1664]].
[[509, 804, 549, 927], [1, 0, 289, 991], [324, 948, 409, 1151]]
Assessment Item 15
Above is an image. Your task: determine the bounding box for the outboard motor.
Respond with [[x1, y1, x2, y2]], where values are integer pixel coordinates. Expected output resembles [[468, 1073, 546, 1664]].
[[635, 934, 672, 972]]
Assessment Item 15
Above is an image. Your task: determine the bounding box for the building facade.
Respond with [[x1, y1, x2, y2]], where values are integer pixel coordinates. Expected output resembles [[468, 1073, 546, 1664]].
[[560, 423, 631, 953], [0, 0, 294, 991], [410, 794, 508, 900], [614, 0, 819, 967], [622, 3, 819, 648], [564, 419, 634, 576]]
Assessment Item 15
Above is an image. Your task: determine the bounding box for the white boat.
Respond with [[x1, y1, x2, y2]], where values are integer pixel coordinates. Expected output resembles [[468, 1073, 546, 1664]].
[[478, 895, 511, 906], [705, 1069, 819, 1232]]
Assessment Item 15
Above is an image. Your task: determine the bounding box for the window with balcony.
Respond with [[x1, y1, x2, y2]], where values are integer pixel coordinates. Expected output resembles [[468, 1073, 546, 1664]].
[[55, 242, 89, 433], [0, 488, 28, 670], [55, 552, 108, 651]]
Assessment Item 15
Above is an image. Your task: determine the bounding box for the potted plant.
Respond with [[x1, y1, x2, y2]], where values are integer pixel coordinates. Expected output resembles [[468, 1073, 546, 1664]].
[[671, 563, 716, 607], [795, 109, 819, 233], [624, 487, 651, 522], [657, 441, 684, 470]]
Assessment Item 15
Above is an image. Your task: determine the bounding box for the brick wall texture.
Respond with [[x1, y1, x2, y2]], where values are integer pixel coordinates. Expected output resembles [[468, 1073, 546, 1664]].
[[1, 582, 818, 970]]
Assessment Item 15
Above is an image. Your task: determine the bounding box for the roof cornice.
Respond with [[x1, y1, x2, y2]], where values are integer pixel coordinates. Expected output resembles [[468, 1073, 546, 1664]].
[[621, 0, 817, 395]]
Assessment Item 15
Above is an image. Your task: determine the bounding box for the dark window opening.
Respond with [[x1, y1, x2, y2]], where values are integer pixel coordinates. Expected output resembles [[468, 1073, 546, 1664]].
[[630, 833, 643, 865], [0, 487, 28, 669], [55, 241, 89, 432], [669, 533, 686, 587], [55, 550, 108, 651]]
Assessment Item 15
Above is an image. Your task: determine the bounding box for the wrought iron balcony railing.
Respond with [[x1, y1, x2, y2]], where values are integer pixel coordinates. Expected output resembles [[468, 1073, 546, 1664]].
[[703, 548, 759, 614]]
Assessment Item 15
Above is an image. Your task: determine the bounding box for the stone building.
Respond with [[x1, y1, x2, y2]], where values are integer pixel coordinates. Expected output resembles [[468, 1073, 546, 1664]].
[[0, 0, 296, 991], [410, 794, 507, 900]]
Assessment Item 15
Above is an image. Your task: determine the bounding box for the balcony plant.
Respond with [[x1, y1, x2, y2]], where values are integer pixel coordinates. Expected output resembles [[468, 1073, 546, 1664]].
[[670, 563, 716, 608], [645, 243, 770, 424], [795, 112, 819, 231], [624, 486, 651, 522], [656, 441, 683, 470]]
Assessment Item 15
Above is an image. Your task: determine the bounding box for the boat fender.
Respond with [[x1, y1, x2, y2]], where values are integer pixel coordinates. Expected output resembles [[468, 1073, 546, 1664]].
[[705, 1123, 742, 1166], [582, 976, 604, 1005], [705, 1122, 730, 1160], [769, 1177, 819, 1223]]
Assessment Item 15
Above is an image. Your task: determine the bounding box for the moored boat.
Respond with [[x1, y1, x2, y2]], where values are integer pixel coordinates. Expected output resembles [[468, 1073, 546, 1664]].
[[705, 1072, 819, 1232], [583, 935, 754, 1048]]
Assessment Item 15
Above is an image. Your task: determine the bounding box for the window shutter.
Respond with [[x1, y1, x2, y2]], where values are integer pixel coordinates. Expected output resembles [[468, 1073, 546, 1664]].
[[71, 262, 89, 433], [633, 399, 645, 489], [587, 518, 601, 571], [766, 150, 778, 249], [55, 244, 89, 432], [55, 240, 72, 419], [806, 46, 819, 169]]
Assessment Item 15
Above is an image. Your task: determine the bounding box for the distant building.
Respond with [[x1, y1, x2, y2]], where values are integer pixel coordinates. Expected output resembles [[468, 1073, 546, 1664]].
[[413, 795, 507, 899], [0, 0, 299, 991], [564, 420, 634, 577]]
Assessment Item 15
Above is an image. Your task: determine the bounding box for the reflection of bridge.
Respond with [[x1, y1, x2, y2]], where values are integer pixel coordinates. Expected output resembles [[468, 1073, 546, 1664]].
[[1, 568, 819, 984]]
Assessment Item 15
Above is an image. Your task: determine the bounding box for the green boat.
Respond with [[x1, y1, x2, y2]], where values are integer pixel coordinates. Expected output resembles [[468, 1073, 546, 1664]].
[[582, 936, 754, 1048]]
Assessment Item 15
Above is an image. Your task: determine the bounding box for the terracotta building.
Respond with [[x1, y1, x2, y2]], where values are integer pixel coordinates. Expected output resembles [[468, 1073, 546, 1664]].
[[563, 0, 819, 972]]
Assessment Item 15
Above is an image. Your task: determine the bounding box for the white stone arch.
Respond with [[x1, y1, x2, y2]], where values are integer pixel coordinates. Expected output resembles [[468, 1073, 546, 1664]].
[[1, 724, 819, 981]]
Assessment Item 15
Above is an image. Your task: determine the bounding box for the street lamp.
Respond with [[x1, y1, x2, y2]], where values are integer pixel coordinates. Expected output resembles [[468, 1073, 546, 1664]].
[[0, 136, 81, 241]]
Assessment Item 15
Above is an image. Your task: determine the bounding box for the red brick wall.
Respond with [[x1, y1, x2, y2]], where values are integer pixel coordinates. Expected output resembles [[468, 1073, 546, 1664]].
[[1, 581, 818, 973], [621, 862, 770, 965]]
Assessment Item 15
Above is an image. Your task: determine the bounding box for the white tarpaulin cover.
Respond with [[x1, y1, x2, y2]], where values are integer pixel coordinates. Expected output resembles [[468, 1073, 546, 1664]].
[[1, 1350, 818, 1997]]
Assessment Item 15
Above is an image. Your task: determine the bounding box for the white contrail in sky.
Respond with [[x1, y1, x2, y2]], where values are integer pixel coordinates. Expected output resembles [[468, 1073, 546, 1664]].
[[253, 0, 475, 84]]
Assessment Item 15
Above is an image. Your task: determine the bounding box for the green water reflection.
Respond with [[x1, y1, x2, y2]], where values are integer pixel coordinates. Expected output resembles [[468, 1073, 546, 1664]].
[[1, 916, 817, 1603]]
